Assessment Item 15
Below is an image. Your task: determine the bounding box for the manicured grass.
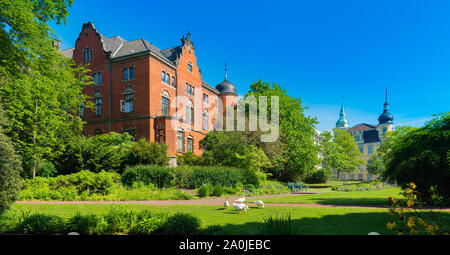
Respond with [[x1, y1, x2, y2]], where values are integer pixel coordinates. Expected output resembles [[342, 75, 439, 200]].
[[249, 187, 404, 205], [10, 203, 402, 235]]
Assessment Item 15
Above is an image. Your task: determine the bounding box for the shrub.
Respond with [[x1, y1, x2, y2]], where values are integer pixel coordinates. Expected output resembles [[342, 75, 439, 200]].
[[103, 208, 138, 234], [176, 152, 203, 166], [0, 132, 22, 215], [190, 166, 245, 188], [197, 184, 213, 197], [16, 214, 65, 234], [125, 139, 169, 167], [66, 213, 108, 235], [211, 185, 224, 197], [172, 166, 193, 188], [130, 210, 168, 235], [304, 169, 328, 184], [121, 165, 174, 188], [259, 214, 300, 235], [161, 212, 201, 235], [37, 160, 57, 177], [53, 132, 135, 175], [20, 170, 120, 200]]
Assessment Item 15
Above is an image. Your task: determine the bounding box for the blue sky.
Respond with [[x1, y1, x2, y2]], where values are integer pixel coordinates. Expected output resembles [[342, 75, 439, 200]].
[[51, 0, 450, 132]]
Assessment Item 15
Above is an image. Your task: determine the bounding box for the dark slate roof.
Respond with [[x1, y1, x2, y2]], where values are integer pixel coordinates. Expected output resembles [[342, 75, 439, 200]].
[[100, 34, 126, 55], [161, 46, 182, 63], [362, 129, 381, 143], [348, 123, 378, 133], [216, 79, 237, 95]]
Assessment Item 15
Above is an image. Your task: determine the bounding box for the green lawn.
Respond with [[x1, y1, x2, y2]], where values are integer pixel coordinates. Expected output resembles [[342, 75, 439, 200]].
[[10, 203, 400, 235], [249, 187, 404, 205]]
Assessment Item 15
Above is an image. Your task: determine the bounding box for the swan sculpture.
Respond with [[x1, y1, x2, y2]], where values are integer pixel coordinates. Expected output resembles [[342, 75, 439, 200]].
[[224, 197, 230, 209], [233, 203, 249, 214], [254, 200, 264, 208], [235, 194, 245, 203]]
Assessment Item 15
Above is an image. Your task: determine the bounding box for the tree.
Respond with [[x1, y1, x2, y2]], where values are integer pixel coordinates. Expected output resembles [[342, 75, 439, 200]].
[[366, 153, 383, 175], [125, 138, 169, 167], [245, 80, 320, 181], [328, 128, 363, 179], [0, 0, 91, 178], [0, 105, 22, 215], [0, 0, 73, 79], [382, 113, 450, 202]]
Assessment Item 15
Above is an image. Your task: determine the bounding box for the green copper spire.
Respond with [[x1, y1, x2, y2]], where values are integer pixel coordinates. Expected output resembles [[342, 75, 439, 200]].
[[336, 97, 349, 128]]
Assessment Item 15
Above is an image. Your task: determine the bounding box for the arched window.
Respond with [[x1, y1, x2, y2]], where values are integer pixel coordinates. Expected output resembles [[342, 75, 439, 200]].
[[93, 91, 102, 116], [161, 91, 170, 116], [121, 86, 135, 113]]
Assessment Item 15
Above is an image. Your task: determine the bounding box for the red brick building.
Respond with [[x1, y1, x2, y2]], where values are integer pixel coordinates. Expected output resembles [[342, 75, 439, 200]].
[[61, 22, 237, 164]]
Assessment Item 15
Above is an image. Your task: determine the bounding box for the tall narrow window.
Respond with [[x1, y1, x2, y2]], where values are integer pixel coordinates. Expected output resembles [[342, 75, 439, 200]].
[[358, 144, 363, 154], [172, 76, 176, 87], [186, 100, 194, 124], [367, 144, 373, 155], [129, 67, 134, 80], [187, 138, 193, 153], [188, 62, 192, 72], [165, 73, 170, 84], [177, 131, 184, 152], [203, 94, 209, 104], [121, 87, 135, 113], [162, 71, 166, 83], [162, 97, 169, 116], [84, 49, 92, 62], [203, 112, 208, 130], [124, 68, 129, 80], [94, 91, 102, 116]]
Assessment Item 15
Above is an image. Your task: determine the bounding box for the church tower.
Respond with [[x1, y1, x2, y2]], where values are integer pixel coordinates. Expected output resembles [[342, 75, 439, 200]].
[[377, 89, 394, 139], [335, 97, 349, 130]]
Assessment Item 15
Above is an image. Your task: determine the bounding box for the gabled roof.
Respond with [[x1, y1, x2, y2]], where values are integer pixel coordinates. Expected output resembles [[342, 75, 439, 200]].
[[348, 123, 378, 133]]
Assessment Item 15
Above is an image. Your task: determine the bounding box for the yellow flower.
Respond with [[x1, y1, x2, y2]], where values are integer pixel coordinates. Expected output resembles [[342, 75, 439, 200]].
[[406, 200, 414, 207], [386, 222, 396, 230], [398, 231, 403, 235], [409, 183, 416, 189], [398, 208, 407, 215], [407, 218, 415, 228]]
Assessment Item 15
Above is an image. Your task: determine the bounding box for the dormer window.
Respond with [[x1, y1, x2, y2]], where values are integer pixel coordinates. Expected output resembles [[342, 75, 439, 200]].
[[84, 48, 92, 62], [188, 62, 192, 72]]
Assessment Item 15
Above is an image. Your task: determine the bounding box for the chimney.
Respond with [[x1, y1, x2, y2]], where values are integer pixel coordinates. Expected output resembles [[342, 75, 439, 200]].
[[52, 40, 61, 51]]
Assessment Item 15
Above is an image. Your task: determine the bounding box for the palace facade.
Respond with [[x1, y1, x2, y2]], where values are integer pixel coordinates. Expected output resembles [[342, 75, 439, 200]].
[[334, 91, 394, 180], [60, 22, 238, 164]]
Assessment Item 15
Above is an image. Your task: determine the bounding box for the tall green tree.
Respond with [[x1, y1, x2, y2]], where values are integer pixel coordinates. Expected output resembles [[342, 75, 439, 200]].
[[0, 103, 22, 215], [0, 0, 91, 178], [246, 80, 320, 181], [329, 128, 363, 179], [382, 113, 450, 202], [366, 153, 383, 175]]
